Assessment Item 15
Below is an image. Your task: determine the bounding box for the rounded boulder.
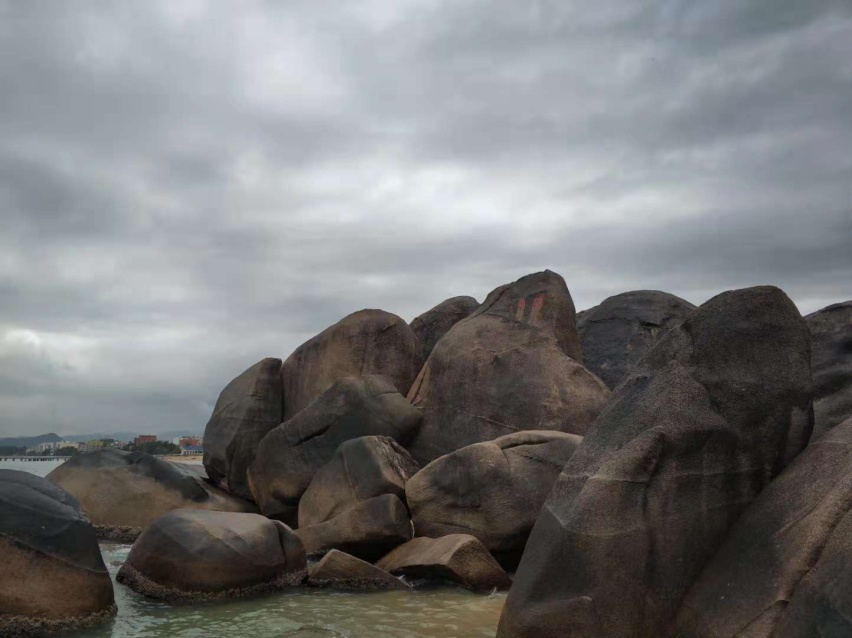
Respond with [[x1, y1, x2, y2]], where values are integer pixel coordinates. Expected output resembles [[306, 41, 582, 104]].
[[48, 449, 255, 541], [116, 509, 306, 600], [0, 470, 115, 636]]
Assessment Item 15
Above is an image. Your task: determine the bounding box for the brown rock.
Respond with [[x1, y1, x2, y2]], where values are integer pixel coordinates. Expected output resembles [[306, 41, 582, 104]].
[[806, 300, 852, 440], [410, 295, 479, 360], [203, 357, 283, 500], [308, 549, 409, 591], [406, 270, 609, 464], [294, 494, 412, 562], [376, 534, 511, 590], [406, 430, 582, 565], [249, 375, 421, 524], [47, 449, 255, 540], [675, 415, 852, 638], [281, 309, 423, 421], [0, 470, 115, 636], [299, 435, 419, 528], [498, 286, 814, 638], [116, 509, 306, 600]]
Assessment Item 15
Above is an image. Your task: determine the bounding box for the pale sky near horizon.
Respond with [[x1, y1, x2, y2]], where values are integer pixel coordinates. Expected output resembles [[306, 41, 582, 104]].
[[1, 0, 851, 437]]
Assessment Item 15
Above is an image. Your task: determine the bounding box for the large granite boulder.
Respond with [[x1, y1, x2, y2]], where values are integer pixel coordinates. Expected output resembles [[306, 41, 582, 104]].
[[497, 286, 814, 638], [576, 290, 696, 389], [47, 449, 255, 541], [0, 470, 115, 635], [203, 357, 283, 500], [674, 415, 852, 637], [410, 295, 479, 359], [281, 309, 423, 420], [116, 509, 306, 600], [299, 435, 419, 528], [249, 375, 422, 524], [376, 534, 511, 590], [308, 549, 409, 591], [406, 430, 582, 565], [774, 511, 852, 638], [406, 270, 610, 464], [806, 300, 852, 440], [294, 494, 412, 562]]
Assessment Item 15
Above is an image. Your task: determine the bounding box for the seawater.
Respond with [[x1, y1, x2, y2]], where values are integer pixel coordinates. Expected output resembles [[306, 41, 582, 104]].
[[1, 460, 506, 638]]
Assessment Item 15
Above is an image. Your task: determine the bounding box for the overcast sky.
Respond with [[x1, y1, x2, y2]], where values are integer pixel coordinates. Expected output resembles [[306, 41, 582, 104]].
[[1, 0, 850, 437]]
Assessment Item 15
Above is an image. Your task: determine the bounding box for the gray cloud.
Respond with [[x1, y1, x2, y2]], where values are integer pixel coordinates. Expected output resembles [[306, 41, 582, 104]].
[[1, 0, 850, 437]]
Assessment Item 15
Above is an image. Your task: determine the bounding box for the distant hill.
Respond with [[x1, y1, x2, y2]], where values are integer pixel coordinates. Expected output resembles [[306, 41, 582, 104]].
[[0, 432, 62, 448]]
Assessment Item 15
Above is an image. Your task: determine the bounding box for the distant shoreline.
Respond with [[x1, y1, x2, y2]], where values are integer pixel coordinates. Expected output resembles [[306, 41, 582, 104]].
[[162, 455, 203, 464]]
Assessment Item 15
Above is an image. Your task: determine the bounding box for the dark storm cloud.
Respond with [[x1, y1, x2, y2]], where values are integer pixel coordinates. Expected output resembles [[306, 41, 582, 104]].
[[1, 0, 850, 436]]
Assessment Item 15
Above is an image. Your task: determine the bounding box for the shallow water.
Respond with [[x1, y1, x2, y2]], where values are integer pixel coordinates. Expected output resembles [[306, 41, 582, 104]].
[[0, 457, 65, 477], [1, 460, 506, 638]]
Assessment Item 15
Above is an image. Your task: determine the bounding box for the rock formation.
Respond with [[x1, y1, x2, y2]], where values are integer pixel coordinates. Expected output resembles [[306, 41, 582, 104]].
[[308, 549, 409, 590], [674, 415, 852, 637], [116, 509, 306, 600], [576, 290, 695, 389], [406, 430, 582, 565], [47, 449, 255, 541], [410, 295, 479, 359], [298, 435, 419, 528], [203, 357, 283, 500], [497, 286, 813, 638], [0, 470, 115, 635], [806, 300, 852, 440], [249, 375, 421, 524], [281, 309, 423, 420], [406, 270, 609, 464], [376, 534, 511, 590], [294, 493, 412, 562]]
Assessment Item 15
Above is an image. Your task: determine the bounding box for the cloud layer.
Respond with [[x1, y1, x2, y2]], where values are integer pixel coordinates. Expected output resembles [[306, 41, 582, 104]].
[[1, 0, 850, 436]]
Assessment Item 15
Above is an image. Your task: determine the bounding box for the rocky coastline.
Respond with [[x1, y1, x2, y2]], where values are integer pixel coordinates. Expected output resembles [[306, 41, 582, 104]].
[[2, 269, 850, 637]]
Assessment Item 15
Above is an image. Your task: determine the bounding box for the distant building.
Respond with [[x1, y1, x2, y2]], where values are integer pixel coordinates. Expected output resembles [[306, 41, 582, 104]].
[[133, 435, 157, 447], [180, 445, 203, 456], [31, 441, 81, 454], [84, 439, 106, 452], [172, 435, 202, 447]]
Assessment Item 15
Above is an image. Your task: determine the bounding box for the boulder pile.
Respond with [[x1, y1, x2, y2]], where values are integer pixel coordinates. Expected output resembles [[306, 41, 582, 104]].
[[497, 286, 814, 638], [21, 269, 850, 637]]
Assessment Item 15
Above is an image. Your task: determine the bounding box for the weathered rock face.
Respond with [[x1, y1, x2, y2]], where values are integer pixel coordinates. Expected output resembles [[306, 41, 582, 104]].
[[410, 295, 479, 360], [281, 309, 423, 421], [116, 509, 306, 600], [294, 494, 413, 562], [577, 290, 696, 389], [406, 270, 610, 464], [376, 534, 511, 590], [0, 470, 115, 635], [774, 511, 852, 638], [203, 357, 283, 500], [806, 300, 852, 440], [406, 430, 582, 564], [249, 375, 422, 524], [498, 286, 814, 638], [674, 415, 852, 638], [308, 549, 409, 591], [48, 449, 255, 540], [299, 435, 419, 528]]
